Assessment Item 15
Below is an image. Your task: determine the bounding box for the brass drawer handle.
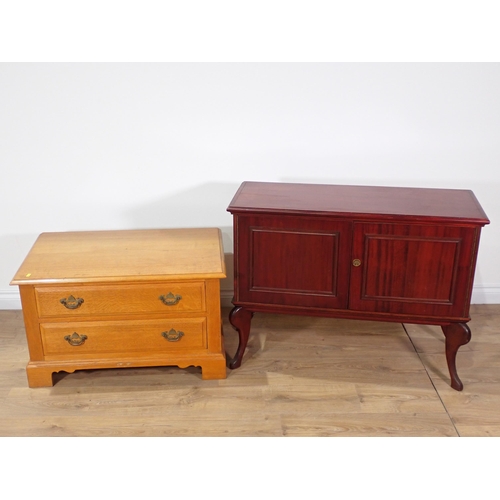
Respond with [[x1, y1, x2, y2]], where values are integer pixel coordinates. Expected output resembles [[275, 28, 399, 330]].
[[60, 295, 85, 309], [159, 292, 182, 306], [64, 332, 88, 346], [352, 259, 361, 267], [161, 329, 184, 342]]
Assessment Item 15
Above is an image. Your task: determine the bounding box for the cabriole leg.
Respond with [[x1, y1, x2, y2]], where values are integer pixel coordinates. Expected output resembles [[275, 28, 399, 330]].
[[228, 306, 254, 369], [441, 322, 471, 391]]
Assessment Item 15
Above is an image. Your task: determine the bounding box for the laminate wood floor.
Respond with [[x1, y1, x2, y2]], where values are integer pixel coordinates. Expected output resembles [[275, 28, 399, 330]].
[[1, 305, 499, 437]]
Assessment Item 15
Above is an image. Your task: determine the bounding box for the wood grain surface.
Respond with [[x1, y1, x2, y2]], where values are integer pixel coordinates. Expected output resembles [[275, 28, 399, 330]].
[[11, 228, 226, 285], [227, 181, 490, 223]]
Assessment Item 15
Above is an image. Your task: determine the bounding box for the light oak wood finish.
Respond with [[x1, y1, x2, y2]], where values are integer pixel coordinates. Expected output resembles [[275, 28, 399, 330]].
[[10, 229, 227, 387], [1, 305, 499, 436]]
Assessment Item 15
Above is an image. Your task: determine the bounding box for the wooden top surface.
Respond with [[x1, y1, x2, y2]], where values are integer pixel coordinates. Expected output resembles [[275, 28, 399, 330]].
[[11, 228, 226, 285], [227, 181, 490, 224]]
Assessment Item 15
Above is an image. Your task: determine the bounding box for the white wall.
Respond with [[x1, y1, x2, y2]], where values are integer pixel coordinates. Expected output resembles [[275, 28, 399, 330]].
[[1, 63, 499, 308]]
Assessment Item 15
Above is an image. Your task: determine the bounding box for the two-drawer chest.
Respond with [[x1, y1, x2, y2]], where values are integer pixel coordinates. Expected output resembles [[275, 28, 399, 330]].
[[11, 228, 227, 387], [227, 181, 490, 391]]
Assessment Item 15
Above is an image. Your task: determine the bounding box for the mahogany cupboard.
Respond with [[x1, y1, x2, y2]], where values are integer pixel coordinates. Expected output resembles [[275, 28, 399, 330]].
[[227, 182, 490, 390]]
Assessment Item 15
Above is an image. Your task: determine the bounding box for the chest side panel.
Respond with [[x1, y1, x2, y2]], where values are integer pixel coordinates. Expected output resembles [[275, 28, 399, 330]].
[[234, 215, 352, 309]]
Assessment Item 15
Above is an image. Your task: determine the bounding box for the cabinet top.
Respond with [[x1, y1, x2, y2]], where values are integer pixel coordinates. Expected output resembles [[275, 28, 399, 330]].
[[11, 228, 226, 286], [227, 181, 490, 224]]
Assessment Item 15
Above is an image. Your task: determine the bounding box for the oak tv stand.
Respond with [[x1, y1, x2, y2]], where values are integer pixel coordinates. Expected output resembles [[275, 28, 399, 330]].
[[227, 181, 489, 391]]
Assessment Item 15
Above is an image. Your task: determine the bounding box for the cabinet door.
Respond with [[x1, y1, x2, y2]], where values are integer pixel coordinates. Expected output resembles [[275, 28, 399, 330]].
[[349, 222, 479, 319], [234, 215, 352, 309]]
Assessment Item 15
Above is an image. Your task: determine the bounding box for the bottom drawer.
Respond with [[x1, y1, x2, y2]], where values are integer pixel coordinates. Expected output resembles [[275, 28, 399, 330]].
[[40, 317, 207, 356]]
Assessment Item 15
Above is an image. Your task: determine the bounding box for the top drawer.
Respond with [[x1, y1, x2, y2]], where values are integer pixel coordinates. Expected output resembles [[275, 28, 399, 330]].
[[35, 282, 205, 318]]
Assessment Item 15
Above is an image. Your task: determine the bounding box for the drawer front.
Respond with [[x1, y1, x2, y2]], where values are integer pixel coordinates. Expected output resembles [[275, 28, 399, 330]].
[[35, 282, 205, 318], [40, 317, 207, 356]]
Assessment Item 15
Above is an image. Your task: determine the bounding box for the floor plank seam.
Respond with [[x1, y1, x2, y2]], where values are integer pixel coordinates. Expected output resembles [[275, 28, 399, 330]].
[[401, 323, 461, 437], [3, 308, 499, 436]]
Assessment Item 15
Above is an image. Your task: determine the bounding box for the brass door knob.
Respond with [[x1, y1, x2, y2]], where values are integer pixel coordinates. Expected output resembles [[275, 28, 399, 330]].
[[352, 259, 361, 267]]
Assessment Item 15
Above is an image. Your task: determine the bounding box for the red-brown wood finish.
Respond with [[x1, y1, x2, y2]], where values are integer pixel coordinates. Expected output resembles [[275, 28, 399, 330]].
[[349, 222, 479, 318], [227, 181, 490, 390], [236, 215, 352, 309]]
